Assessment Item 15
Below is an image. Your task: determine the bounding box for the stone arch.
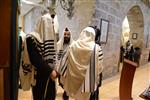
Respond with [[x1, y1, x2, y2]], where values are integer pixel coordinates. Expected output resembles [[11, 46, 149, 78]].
[[127, 5, 144, 48], [121, 5, 144, 65]]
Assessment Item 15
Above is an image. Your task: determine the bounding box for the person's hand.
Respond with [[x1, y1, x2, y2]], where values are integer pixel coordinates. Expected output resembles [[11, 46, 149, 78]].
[[50, 70, 57, 81]]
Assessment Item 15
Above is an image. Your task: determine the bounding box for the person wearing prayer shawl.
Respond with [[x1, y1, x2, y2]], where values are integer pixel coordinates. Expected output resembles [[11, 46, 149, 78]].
[[124, 40, 134, 61], [57, 27, 74, 65], [59, 26, 103, 100], [25, 13, 58, 100], [57, 27, 74, 100]]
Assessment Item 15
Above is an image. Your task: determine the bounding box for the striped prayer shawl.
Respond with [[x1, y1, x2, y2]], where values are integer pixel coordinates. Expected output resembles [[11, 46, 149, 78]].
[[59, 44, 103, 93], [26, 34, 56, 67], [58, 50, 68, 77], [58, 27, 104, 96], [81, 44, 103, 93]]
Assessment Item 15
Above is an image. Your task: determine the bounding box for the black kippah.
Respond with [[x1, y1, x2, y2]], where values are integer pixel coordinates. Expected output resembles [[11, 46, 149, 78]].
[[65, 28, 69, 31]]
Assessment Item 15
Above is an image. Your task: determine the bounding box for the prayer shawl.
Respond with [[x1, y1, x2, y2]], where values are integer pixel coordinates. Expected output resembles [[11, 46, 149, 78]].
[[19, 34, 36, 91], [57, 29, 74, 70], [59, 27, 103, 95], [29, 13, 57, 66], [19, 13, 57, 91], [81, 44, 103, 93], [19, 30, 26, 42]]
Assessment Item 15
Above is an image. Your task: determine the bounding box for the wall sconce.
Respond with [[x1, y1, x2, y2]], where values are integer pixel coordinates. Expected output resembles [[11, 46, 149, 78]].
[[59, 0, 75, 19]]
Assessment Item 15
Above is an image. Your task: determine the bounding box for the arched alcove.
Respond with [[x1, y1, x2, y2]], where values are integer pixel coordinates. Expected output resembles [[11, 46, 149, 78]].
[[127, 5, 144, 48], [120, 5, 144, 69], [122, 5, 144, 48]]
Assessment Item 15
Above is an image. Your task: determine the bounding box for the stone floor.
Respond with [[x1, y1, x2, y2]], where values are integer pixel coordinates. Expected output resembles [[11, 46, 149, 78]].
[[18, 62, 150, 100]]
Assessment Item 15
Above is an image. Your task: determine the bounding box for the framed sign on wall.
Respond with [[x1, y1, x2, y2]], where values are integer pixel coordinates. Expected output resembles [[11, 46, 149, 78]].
[[100, 19, 109, 44], [132, 33, 138, 39]]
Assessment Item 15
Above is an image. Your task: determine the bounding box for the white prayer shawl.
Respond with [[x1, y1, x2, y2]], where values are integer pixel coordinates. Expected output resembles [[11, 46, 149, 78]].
[[19, 31, 26, 42], [30, 13, 57, 66], [56, 29, 74, 71], [19, 13, 57, 91], [60, 27, 103, 95], [81, 44, 103, 92], [19, 34, 36, 91]]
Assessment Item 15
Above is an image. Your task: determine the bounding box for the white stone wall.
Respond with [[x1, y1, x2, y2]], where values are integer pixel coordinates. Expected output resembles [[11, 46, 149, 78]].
[[56, 0, 95, 40], [24, 7, 44, 34]]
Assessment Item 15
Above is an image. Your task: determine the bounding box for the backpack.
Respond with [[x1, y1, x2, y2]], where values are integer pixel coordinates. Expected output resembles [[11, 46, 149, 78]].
[[19, 36, 37, 91]]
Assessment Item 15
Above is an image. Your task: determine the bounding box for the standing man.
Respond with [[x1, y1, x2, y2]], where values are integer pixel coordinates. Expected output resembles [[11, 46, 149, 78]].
[[57, 27, 74, 100], [125, 40, 135, 61], [60, 26, 103, 100], [22, 13, 58, 100], [57, 28, 74, 61]]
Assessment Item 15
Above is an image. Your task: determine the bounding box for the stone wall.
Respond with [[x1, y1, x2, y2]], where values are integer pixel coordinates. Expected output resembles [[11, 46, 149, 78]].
[[92, 0, 123, 79], [92, 0, 150, 79], [24, 7, 44, 34], [55, 0, 95, 40]]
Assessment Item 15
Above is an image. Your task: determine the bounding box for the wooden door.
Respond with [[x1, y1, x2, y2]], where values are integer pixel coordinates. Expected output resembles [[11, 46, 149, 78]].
[[0, 0, 18, 100]]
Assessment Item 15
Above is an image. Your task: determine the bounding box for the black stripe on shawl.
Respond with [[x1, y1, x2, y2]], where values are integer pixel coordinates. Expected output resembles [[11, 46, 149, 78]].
[[99, 50, 102, 52], [37, 43, 54, 48], [90, 45, 96, 92], [43, 53, 55, 58], [84, 80, 85, 92], [60, 57, 68, 72], [37, 47, 55, 54], [99, 53, 103, 57], [99, 58, 103, 60], [44, 46, 54, 49], [90, 57, 92, 92], [45, 59, 54, 63], [62, 65, 67, 76], [44, 49, 56, 53], [93, 45, 96, 91]]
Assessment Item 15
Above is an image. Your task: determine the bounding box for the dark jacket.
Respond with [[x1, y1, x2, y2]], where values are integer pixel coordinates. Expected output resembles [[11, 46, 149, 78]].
[[26, 37, 56, 100]]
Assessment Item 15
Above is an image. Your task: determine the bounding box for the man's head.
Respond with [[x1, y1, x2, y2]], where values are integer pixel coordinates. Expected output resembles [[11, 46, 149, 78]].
[[88, 26, 101, 45], [64, 28, 71, 44], [95, 27, 101, 45], [127, 40, 131, 46]]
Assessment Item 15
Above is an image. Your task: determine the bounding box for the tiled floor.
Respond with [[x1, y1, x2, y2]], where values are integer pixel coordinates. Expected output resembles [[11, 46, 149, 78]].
[[18, 62, 150, 100]]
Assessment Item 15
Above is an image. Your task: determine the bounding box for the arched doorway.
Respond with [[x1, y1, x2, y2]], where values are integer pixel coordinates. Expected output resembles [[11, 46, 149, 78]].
[[119, 5, 144, 71], [127, 6, 144, 48]]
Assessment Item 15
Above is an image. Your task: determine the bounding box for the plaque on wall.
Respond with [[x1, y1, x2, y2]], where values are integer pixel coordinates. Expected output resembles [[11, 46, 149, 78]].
[[132, 33, 138, 39], [100, 19, 109, 44]]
